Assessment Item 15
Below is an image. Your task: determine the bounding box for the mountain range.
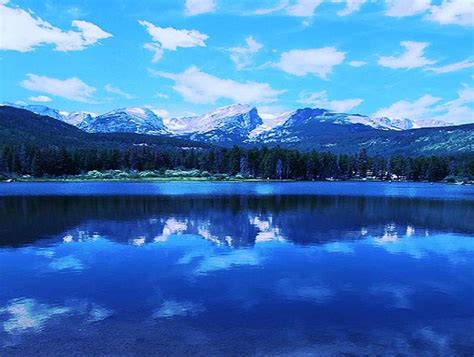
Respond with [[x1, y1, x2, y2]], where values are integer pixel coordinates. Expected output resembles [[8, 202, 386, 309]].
[[1, 103, 473, 156]]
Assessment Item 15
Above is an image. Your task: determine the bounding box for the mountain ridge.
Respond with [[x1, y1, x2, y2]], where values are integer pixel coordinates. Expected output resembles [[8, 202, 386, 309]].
[[1, 103, 470, 156]]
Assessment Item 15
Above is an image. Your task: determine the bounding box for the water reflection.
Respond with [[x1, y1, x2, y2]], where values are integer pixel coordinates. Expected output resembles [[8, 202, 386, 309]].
[[1, 195, 473, 248], [0, 193, 473, 355]]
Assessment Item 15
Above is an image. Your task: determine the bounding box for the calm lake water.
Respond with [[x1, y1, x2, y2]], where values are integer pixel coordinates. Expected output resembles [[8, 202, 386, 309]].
[[0, 182, 473, 355]]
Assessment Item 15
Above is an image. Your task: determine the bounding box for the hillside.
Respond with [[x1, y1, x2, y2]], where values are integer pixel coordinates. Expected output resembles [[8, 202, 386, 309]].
[[0, 106, 211, 150]]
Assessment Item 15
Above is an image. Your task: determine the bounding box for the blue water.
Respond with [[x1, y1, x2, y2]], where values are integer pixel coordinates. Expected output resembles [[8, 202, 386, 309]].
[[1, 180, 474, 200], [0, 182, 473, 355]]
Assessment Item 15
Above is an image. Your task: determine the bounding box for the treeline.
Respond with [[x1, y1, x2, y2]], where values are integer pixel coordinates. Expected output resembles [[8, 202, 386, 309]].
[[1, 145, 473, 182]]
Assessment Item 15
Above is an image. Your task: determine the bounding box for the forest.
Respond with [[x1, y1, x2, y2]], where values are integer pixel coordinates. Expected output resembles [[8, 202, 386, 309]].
[[1, 144, 473, 182]]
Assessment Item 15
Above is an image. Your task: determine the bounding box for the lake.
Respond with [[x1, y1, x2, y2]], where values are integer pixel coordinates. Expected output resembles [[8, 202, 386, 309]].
[[0, 182, 473, 355]]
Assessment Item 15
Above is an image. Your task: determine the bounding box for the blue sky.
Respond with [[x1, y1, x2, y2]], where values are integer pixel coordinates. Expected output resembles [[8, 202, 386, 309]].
[[1, 0, 473, 123]]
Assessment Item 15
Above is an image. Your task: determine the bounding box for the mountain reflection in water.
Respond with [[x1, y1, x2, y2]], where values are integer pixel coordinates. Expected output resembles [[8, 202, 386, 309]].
[[0, 190, 473, 355], [1, 195, 473, 247]]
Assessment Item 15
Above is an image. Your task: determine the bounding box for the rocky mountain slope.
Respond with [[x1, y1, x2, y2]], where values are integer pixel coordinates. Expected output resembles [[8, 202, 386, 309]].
[[2, 103, 469, 155]]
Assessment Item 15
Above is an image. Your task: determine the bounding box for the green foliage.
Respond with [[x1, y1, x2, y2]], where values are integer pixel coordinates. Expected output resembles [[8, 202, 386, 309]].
[[1, 143, 473, 183], [1, 106, 473, 183]]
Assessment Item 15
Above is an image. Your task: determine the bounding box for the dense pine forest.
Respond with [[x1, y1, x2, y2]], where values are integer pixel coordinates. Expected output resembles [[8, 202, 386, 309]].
[[1, 144, 473, 182]]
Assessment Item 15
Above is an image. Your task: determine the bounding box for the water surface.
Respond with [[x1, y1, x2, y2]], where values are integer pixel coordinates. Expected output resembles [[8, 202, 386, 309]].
[[0, 182, 473, 355]]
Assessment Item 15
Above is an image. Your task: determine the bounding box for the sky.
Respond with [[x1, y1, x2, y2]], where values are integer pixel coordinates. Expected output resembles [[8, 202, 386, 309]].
[[0, 0, 473, 124]]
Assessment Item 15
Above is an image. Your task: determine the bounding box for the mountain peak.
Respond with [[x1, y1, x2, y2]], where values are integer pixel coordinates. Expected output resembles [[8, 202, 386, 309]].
[[110, 107, 157, 119], [79, 107, 168, 134], [165, 103, 261, 137]]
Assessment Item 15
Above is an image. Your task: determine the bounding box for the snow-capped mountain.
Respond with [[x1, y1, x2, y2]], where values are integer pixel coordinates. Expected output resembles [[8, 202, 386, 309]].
[[3, 103, 455, 147], [165, 104, 263, 144], [79, 107, 168, 135], [65, 112, 94, 126], [249, 111, 294, 138], [4, 104, 65, 121], [1, 103, 94, 126], [249, 108, 453, 145]]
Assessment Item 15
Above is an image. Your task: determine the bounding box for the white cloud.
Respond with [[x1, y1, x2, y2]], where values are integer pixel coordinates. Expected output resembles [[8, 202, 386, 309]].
[[378, 41, 436, 69], [430, 85, 474, 124], [20, 74, 96, 103], [276, 47, 345, 78], [384, 0, 473, 27], [287, 0, 322, 17], [349, 60, 367, 67], [429, 58, 474, 74], [253, 0, 322, 17], [337, 0, 367, 16], [185, 0, 216, 16], [141, 43, 162, 62], [150, 66, 283, 104], [104, 84, 133, 99], [28, 95, 52, 102], [228, 36, 263, 70], [138, 20, 208, 62], [374, 94, 441, 119], [373, 86, 474, 124], [299, 90, 363, 112], [0, 1, 112, 52], [428, 0, 474, 27], [154, 92, 169, 99], [253, 0, 289, 15], [385, 0, 431, 17]]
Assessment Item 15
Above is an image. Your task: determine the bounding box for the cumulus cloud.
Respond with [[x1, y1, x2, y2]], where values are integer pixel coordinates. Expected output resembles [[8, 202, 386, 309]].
[[154, 92, 169, 99], [299, 90, 363, 112], [150, 66, 283, 104], [373, 86, 474, 124], [349, 60, 367, 67], [104, 84, 133, 99], [185, 0, 216, 16], [20, 74, 96, 103], [385, 0, 431, 17], [374, 94, 442, 120], [0, 1, 112, 52], [428, 0, 474, 27], [384, 0, 473, 27], [378, 41, 436, 69], [253, 0, 290, 15], [253, 0, 322, 17], [337, 0, 367, 16], [428, 58, 474, 74], [276, 47, 345, 78], [287, 0, 323, 17], [28, 95, 52, 102], [228, 36, 263, 70], [139, 20, 208, 62]]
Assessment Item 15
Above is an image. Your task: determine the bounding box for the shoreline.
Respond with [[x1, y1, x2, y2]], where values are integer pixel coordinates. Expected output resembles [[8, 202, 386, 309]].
[[1, 177, 471, 185]]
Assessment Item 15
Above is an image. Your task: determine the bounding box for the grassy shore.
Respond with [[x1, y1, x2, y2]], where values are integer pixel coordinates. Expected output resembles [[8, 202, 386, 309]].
[[6, 177, 273, 183], [0, 169, 471, 184]]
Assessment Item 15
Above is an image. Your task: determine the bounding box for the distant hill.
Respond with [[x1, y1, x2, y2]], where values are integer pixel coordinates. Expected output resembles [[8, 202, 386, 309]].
[[256, 108, 474, 155], [0, 106, 211, 150], [1, 105, 473, 156]]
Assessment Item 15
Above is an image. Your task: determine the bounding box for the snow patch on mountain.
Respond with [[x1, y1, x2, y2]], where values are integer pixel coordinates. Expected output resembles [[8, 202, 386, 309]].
[[249, 111, 294, 138], [79, 107, 168, 135], [166, 104, 259, 134], [3, 103, 454, 144]]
